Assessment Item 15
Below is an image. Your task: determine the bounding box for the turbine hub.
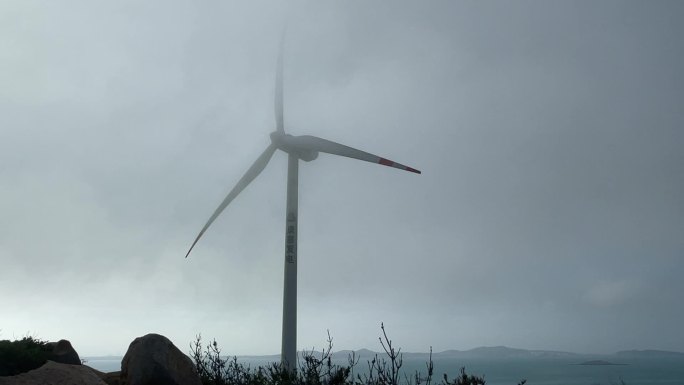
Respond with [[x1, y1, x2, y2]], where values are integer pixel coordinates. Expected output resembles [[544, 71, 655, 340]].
[[270, 131, 286, 144], [270, 131, 318, 161]]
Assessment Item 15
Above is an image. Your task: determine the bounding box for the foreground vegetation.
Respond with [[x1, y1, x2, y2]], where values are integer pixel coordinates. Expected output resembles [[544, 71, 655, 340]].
[[190, 323, 527, 385], [0, 325, 528, 385], [0, 335, 51, 376]]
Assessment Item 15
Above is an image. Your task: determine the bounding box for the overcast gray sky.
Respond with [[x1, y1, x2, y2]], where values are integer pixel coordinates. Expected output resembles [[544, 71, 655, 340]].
[[1, 1, 682, 357]]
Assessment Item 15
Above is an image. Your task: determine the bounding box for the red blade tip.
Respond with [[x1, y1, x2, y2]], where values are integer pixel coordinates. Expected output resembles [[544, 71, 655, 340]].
[[379, 158, 421, 174]]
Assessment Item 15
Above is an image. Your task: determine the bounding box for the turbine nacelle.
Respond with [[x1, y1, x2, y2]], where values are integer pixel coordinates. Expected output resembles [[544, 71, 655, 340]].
[[270, 131, 319, 162], [296, 149, 319, 162]]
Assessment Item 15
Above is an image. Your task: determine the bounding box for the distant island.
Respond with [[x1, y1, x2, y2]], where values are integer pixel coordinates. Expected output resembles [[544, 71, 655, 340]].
[[577, 360, 627, 366]]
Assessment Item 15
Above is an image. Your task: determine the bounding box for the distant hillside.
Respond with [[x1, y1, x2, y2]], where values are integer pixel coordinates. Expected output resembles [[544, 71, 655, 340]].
[[435, 346, 580, 359], [83, 355, 123, 361], [83, 346, 684, 369], [332, 346, 581, 360], [328, 346, 684, 361], [614, 349, 684, 358], [333, 348, 375, 358]]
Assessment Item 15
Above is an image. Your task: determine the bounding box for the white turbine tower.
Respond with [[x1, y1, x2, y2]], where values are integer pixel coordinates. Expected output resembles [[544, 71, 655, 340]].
[[185, 40, 421, 371]]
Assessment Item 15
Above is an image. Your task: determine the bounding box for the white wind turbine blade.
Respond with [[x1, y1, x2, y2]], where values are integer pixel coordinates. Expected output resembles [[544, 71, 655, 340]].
[[186, 144, 278, 258], [275, 35, 285, 133], [294, 135, 421, 174]]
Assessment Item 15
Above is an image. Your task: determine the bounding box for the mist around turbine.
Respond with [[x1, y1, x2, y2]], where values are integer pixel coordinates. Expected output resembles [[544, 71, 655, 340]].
[[185, 37, 420, 370]]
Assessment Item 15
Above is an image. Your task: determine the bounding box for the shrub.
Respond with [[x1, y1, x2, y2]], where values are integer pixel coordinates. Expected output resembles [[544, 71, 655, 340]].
[[0, 335, 51, 376], [190, 324, 526, 385]]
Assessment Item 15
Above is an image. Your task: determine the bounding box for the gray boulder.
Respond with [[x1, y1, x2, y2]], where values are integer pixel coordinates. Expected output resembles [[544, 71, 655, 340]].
[[121, 333, 202, 385], [47, 339, 81, 365]]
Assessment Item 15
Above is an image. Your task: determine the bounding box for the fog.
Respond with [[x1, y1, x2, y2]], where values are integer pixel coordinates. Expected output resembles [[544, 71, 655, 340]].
[[1, 1, 682, 356]]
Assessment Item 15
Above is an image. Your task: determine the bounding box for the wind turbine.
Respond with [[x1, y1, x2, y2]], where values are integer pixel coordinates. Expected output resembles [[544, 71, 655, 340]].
[[185, 39, 421, 371]]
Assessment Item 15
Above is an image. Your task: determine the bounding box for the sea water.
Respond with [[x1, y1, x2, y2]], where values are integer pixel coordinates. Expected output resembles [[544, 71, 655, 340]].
[[371, 356, 684, 385], [84, 355, 684, 385], [413, 357, 684, 385]]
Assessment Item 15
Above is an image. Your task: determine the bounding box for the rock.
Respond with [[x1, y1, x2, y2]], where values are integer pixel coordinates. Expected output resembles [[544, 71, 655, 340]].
[[121, 333, 202, 385], [86, 367, 123, 385], [47, 339, 81, 365], [0, 361, 107, 385], [101, 371, 124, 385]]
